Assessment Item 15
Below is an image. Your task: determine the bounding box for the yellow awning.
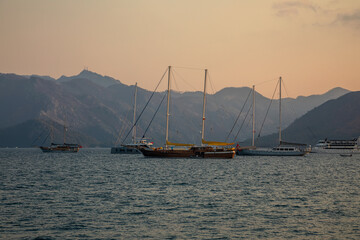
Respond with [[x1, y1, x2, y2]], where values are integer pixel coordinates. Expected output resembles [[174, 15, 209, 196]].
[[202, 139, 234, 146], [166, 141, 194, 147]]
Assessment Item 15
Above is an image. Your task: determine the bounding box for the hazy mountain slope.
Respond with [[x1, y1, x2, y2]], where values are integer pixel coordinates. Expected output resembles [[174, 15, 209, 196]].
[[0, 71, 352, 147], [58, 70, 122, 87], [0, 119, 100, 148], [255, 91, 360, 147]]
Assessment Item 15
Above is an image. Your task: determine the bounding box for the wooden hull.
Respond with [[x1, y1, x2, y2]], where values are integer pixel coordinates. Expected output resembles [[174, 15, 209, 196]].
[[40, 146, 79, 153], [140, 147, 235, 159]]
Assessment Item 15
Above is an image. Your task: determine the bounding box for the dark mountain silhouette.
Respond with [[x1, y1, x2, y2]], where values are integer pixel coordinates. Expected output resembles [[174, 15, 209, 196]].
[[254, 91, 360, 147], [0, 71, 352, 147]]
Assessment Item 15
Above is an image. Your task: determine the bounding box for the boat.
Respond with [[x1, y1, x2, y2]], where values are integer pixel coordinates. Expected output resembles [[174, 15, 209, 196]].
[[239, 144, 308, 156], [40, 143, 80, 153], [39, 122, 81, 153], [237, 77, 310, 156], [111, 83, 153, 154], [140, 66, 235, 158], [340, 153, 352, 157], [312, 137, 360, 154], [111, 139, 153, 154], [140, 146, 235, 158]]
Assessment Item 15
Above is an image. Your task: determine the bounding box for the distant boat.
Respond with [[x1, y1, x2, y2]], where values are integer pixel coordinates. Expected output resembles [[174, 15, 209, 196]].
[[39, 122, 81, 153], [140, 66, 235, 158], [237, 77, 310, 156], [40, 143, 81, 153], [313, 137, 360, 154], [111, 83, 153, 154], [111, 139, 153, 154], [340, 153, 352, 157]]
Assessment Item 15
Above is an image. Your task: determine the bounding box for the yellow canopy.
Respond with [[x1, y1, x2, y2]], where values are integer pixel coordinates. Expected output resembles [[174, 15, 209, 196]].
[[166, 141, 194, 147], [202, 139, 234, 146]]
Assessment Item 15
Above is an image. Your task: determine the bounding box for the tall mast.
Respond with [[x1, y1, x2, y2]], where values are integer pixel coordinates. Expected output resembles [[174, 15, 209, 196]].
[[201, 69, 208, 145], [63, 119, 66, 144], [50, 125, 54, 144], [279, 76, 282, 144], [252, 85, 255, 147], [132, 82, 138, 144], [165, 66, 171, 148]]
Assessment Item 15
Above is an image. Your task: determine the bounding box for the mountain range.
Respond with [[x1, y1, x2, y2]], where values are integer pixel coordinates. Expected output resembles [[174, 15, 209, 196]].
[[254, 91, 360, 147], [0, 70, 354, 147]]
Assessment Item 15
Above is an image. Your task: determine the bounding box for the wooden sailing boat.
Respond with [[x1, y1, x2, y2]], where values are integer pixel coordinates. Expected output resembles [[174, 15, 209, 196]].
[[39, 120, 81, 153], [239, 77, 310, 156], [140, 66, 235, 158], [111, 83, 153, 154]]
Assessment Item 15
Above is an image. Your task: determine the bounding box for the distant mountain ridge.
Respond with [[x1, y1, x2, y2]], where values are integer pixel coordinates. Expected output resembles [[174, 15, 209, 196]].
[[253, 91, 360, 147], [0, 70, 352, 147], [57, 70, 123, 87]]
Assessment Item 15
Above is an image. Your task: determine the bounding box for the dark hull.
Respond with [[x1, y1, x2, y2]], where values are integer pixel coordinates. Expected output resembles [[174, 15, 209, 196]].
[[40, 146, 79, 153], [140, 147, 235, 159]]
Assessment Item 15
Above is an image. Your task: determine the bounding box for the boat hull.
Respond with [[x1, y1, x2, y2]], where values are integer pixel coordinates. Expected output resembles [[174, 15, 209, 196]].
[[40, 146, 79, 153], [238, 148, 307, 156], [312, 148, 360, 154], [111, 147, 141, 154], [140, 147, 235, 159]]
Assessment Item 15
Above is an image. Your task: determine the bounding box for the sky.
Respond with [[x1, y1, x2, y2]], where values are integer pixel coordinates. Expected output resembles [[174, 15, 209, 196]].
[[1, 0, 360, 98]]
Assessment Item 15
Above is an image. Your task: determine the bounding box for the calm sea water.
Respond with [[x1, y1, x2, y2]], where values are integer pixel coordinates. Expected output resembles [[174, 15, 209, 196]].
[[0, 148, 359, 239]]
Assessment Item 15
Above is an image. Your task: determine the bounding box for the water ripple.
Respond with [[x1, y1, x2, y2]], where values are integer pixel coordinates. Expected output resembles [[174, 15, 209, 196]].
[[0, 148, 359, 239]]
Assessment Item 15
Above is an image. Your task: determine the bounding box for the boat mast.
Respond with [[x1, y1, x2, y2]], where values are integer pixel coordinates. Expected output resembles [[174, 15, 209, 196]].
[[252, 85, 255, 147], [201, 69, 208, 145], [50, 125, 54, 144], [279, 76, 282, 145], [132, 82, 138, 144], [165, 66, 171, 148], [63, 123, 66, 144]]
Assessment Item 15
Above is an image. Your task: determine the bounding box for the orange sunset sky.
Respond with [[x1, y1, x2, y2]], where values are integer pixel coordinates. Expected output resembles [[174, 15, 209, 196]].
[[1, 0, 359, 98]]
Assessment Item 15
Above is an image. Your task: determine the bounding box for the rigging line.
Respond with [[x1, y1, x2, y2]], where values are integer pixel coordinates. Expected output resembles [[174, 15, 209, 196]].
[[40, 131, 51, 146], [281, 79, 299, 119], [30, 122, 48, 146], [114, 108, 132, 146], [172, 68, 198, 91], [172, 66, 205, 71], [232, 99, 253, 143], [225, 88, 252, 142], [121, 67, 168, 145], [141, 92, 167, 139], [172, 69, 181, 92], [207, 72, 216, 95], [255, 80, 279, 145]]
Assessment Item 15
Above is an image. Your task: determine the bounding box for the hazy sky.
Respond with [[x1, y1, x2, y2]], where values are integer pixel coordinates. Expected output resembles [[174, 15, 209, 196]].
[[1, 0, 360, 98]]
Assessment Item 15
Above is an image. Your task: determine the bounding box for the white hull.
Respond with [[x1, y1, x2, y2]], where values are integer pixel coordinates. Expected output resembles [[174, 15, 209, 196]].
[[239, 148, 308, 156], [111, 146, 141, 154], [312, 148, 360, 154]]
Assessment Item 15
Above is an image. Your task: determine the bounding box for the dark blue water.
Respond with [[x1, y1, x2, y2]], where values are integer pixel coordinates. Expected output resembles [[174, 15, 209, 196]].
[[1, 148, 359, 239]]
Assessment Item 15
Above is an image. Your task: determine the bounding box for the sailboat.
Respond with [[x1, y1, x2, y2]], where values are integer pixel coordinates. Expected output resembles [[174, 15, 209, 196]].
[[39, 121, 81, 153], [139, 66, 235, 158], [111, 83, 153, 154], [238, 77, 310, 156]]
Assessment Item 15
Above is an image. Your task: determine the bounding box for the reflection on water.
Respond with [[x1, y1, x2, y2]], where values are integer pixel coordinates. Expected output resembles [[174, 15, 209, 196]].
[[0, 148, 359, 239]]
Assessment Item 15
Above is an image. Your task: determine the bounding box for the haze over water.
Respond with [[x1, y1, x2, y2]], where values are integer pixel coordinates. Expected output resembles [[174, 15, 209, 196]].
[[1, 148, 359, 239]]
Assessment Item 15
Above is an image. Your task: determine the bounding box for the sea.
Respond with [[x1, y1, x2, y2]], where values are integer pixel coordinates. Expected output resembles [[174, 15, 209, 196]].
[[0, 148, 359, 239]]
